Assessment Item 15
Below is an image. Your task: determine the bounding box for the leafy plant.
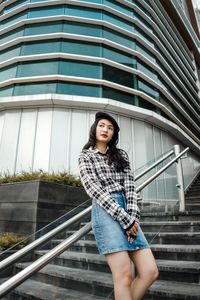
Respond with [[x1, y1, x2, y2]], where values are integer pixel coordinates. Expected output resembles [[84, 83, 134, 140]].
[[0, 233, 27, 251], [0, 170, 82, 187]]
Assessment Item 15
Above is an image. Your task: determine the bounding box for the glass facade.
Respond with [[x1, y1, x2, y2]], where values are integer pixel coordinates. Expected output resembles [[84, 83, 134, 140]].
[[0, 0, 200, 142]]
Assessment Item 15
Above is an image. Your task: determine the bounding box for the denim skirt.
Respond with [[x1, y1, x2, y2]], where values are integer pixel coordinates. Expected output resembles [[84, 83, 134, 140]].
[[92, 192, 149, 255]]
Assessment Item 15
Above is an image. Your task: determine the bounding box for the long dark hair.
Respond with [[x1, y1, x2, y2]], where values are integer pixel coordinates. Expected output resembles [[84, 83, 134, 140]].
[[83, 120, 129, 172]]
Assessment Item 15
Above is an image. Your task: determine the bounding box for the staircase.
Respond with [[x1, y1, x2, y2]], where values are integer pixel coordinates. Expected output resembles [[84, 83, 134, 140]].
[[4, 174, 200, 299]]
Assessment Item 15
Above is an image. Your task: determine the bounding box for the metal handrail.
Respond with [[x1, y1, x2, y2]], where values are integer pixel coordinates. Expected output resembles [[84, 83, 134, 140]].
[[135, 148, 174, 181], [0, 147, 174, 273], [0, 146, 189, 297], [0, 206, 91, 272]]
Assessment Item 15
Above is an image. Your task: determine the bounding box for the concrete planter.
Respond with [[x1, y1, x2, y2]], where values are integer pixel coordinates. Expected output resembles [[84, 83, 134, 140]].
[[0, 181, 88, 235]]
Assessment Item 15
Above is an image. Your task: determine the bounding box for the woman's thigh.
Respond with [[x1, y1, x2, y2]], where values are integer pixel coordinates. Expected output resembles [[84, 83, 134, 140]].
[[128, 248, 158, 278], [106, 251, 133, 279]]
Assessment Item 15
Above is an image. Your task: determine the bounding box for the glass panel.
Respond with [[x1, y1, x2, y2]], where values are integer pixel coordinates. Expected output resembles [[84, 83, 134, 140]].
[[0, 27, 24, 45], [25, 22, 62, 35], [104, 0, 133, 16], [136, 43, 156, 63], [64, 22, 102, 37], [31, 0, 55, 2], [61, 40, 101, 57], [57, 82, 101, 97], [17, 61, 59, 77], [103, 12, 133, 31], [67, 6, 102, 19], [137, 61, 158, 81], [77, 0, 102, 3], [103, 46, 136, 67], [59, 61, 101, 79], [21, 41, 60, 55], [0, 86, 14, 97], [4, 0, 28, 13], [0, 65, 17, 82], [103, 65, 134, 87], [138, 79, 159, 100], [0, 11, 27, 30], [103, 86, 135, 105], [13, 82, 57, 95], [28, 5, 64, 18], [1, 46, 21, 62], [135, 26, 154, 48], [103, 28, 135, 49]]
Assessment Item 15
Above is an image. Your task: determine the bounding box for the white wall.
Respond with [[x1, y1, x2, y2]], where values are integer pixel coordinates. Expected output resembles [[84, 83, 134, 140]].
[[0, 105, 199, 203]]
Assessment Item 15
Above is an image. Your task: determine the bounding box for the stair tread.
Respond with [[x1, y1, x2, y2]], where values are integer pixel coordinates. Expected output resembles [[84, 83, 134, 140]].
[[156, 259, 200, 272], [141, 221, 200, 225], [14, 279, 105, 299], [36, 250, 106, 263], [18, 263, 112, 286], [151, 244, 200, 251], [15, 265, 200, 298], [55, 238, 200, 252], [36, 250, 200, 271], [149, 280, 200, 297], [145, 231, 200, 236]]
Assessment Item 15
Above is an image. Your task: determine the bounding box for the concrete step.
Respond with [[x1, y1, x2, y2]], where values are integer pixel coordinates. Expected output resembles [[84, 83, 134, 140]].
[[79, 220, 200, 233], [156, 259, 200, 283], [51, 239, 200, 261], [186, 189, 200, 194], [11, 279, 105, 299], [151, 244, 200, 261], [187, 185, 200, 190], [141, 221, 200, 232], [145, 232, 200, 245], [14, 263, 200, 300], [141, 210, 200, 222], [35, 250, 200, 284], [35, 250, 110, 273], [52, 238, 99, 254], [145, 280, 200, 300], [16, 263, 112, 298], [185, 203, 200, 211]]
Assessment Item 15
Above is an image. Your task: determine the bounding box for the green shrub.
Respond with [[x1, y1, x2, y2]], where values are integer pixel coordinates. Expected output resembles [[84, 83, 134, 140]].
[[0, 233, 27, 251], [0, 170, 82, 187]]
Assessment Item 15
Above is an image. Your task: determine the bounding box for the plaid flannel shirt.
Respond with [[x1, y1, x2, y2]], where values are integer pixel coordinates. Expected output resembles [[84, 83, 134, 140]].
[[78, 147, 140, 230]]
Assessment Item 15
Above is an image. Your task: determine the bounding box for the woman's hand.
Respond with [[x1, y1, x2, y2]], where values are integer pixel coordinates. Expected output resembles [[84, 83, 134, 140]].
[[126, 222, 139, 243]]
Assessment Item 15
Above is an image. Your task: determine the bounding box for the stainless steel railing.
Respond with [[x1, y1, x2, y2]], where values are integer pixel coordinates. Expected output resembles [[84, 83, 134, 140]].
[[134, 148, 174, 181], [0, 146, 189, 297]]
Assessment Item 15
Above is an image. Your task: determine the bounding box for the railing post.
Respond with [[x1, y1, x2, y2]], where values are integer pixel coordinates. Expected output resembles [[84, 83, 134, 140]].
[[174, 145, 185, 212]]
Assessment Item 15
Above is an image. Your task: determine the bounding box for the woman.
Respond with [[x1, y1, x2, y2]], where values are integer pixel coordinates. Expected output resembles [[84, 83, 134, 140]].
[[78, 111, 158, 300]]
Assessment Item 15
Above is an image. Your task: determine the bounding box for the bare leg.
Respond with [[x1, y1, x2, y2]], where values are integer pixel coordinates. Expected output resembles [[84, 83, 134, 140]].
[[128, 248, 159, 300], [106, 251, 134, 300]]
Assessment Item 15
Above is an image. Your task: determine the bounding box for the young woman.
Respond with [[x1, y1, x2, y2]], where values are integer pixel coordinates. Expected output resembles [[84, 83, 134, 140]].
[[78, 111, 158, 300]]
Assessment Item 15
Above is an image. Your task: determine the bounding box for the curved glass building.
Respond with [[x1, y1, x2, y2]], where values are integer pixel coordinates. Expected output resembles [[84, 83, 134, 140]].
[[0, 0, 200, 202]]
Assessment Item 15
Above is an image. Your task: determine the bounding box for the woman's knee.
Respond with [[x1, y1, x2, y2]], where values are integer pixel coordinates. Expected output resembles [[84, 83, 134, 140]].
[[114, 266, 133, 287], [151, 265, 159, 282], [142, 265, 159, 283]]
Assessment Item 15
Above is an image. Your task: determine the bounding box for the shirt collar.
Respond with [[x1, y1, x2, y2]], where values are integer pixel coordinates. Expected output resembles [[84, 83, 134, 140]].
[[89, 146, 109, 155]]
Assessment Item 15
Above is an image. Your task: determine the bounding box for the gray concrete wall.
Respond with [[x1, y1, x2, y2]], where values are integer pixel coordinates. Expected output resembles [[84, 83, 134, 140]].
[[0, 181, 88, 235]]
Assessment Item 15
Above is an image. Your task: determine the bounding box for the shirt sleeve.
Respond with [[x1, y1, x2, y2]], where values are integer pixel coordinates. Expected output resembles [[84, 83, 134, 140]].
[[78, 151, 135, 229], [121, 150, 140, 224]]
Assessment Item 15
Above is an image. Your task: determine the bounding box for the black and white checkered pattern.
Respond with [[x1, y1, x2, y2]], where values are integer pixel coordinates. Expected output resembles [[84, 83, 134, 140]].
[[78, 147, 140, 230]]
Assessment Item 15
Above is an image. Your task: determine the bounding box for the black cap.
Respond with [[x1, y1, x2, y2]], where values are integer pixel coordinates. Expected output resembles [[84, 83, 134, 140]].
[[95, 111, 119, 132]]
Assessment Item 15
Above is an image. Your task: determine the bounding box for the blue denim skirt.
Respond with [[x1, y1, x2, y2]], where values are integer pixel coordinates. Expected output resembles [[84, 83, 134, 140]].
[[92, 192, 149, 255]]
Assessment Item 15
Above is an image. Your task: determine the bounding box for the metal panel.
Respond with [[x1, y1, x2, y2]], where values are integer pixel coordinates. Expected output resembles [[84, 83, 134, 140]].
[[0, 110, 21, 174], [15, 109, 37, 172], [68, 110, 89, 175], [33, 108, 52, 171], [49, 108, 70, 173]]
